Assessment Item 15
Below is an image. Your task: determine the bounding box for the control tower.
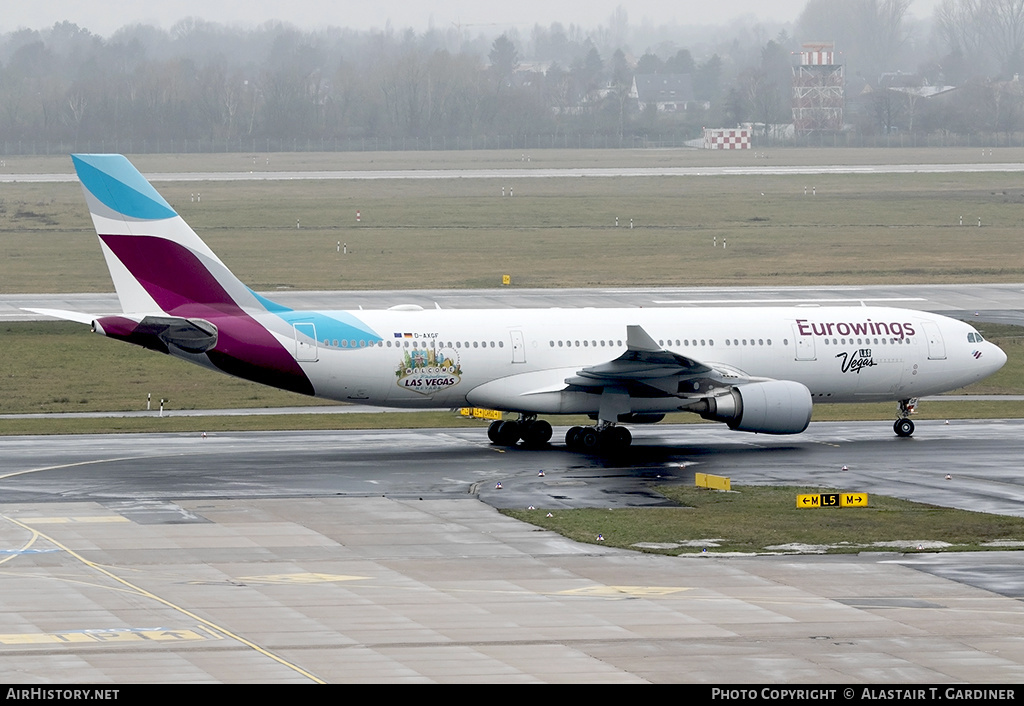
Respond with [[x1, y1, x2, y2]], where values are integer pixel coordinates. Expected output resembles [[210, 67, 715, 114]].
[[793, 42, 844, 134]]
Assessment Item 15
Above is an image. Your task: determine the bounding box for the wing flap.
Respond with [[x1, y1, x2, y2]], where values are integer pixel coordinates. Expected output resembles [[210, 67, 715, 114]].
[[568, 324, 713, 387], [566, 325, 753, 398]]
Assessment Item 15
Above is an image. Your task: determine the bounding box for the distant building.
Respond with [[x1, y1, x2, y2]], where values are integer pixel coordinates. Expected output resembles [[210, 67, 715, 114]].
[[630, 74, 706, 112], [792, 42, 844, 135], [878, 71, 957, 99], [703, 128, 751, 149], [868, 72, 959, 133]]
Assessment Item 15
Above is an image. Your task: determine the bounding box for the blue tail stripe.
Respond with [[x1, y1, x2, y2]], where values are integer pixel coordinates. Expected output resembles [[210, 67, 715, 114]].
[[248, 288, 292, 313], [72, 154, 177, 221]]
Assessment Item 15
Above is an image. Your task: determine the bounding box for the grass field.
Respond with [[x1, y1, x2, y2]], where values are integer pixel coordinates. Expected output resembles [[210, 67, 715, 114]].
[[3, 148, 1024, 292], [503, 484, 1024, 555]]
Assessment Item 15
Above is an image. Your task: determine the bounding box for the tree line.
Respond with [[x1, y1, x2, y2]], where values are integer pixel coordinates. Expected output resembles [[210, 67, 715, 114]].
[[3, 1, 1024, 153]]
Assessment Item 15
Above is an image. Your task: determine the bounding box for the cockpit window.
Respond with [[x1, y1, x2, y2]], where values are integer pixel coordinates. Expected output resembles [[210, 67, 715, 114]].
[[968, 332, 985, 343]]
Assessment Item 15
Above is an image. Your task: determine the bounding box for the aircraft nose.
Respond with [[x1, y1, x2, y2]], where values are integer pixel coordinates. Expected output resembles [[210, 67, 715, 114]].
[[992, 343, 1008, 372]]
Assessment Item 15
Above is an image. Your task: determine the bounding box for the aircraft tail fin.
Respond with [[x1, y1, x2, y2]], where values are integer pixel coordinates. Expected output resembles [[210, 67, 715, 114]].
[[71, 154, 272, 318], [71, 154, 315, 396]]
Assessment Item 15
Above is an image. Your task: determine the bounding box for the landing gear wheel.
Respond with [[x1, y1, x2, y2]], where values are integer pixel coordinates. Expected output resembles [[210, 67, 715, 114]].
[[493, 420, 521, 446], [521, 419, 553, 447], [487, 420, 502, 443], [578, 427, 601, 451], [894, 418, 915, 438], [600, 426, 632, 452], [565, 426, 584, 449]]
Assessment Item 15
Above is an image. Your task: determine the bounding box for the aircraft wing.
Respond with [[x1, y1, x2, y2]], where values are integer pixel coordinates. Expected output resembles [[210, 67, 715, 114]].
[[565, 324, 757, 397]]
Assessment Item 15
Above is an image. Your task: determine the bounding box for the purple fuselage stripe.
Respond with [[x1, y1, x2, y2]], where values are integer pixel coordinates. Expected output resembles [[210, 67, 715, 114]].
[[100, 234, 314, 395]]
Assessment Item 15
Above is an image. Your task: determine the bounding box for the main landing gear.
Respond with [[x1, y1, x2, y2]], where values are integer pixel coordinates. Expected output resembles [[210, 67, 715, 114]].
[[487, 416, 553, 448], [893, 398, 918, 438], [565, 424, 632, 453], [486, 417, 633, 453]]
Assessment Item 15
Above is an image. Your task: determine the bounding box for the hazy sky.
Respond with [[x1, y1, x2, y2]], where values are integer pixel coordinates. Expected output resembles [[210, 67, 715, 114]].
[[3, 0, 943, 37]]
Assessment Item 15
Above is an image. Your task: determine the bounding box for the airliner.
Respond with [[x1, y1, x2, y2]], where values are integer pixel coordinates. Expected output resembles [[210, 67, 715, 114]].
[[29, 154, 1007, 453]]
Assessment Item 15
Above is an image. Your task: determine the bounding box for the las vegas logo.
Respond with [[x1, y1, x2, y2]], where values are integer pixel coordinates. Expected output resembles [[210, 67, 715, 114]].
[[395, 347, 462, 394]]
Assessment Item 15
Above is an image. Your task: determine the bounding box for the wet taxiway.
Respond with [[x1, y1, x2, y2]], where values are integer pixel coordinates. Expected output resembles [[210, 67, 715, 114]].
[[2, 421, 1024, 682]]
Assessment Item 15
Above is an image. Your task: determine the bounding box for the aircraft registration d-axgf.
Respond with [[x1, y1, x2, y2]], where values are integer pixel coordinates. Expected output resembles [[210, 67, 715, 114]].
[[31, 154, 1007, 453]]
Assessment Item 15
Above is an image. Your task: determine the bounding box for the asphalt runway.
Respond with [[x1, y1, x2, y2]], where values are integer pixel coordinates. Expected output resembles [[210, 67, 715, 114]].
[[3, 421, 1024, 683], [6, 162, 1024, 184], [6, 282, 1024, 322]]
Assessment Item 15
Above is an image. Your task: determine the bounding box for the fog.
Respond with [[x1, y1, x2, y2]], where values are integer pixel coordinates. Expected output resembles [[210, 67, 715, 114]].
[[4, 0, 1021, 154], [3, 0, 943, 37]]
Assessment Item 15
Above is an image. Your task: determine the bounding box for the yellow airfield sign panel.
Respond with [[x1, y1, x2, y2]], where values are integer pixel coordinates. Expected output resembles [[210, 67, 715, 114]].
[[695, 473, 731, 491], [460, 407, 502, 420], [797, 492, 869, 509]]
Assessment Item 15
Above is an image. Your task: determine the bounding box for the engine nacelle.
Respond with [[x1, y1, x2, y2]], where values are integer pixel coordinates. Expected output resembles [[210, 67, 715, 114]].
[[698, 380, 812, 434]]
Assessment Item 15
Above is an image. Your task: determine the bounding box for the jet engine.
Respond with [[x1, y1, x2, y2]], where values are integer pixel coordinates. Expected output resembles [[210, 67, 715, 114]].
[[696, 380, 812, 434]]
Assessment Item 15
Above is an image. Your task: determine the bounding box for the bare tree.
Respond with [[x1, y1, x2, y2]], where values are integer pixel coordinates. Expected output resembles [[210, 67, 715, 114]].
[[988, 0, 1024, 77], [936, 0, 1024, 78]]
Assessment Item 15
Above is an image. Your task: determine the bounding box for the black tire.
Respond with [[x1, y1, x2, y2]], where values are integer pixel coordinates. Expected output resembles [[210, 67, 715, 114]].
[[611, 426, 632, 449], [565, 426, 584, 448], [487, 420, 503, 444], [522, 419, 553, 447], [578, 427, 600, 451], [496, 420, 521, 446], [597, 426, 632, 453], [894, 418, 915, 437]]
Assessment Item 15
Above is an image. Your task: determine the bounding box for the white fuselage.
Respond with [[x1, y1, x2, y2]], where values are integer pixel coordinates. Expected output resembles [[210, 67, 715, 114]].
[[254, 305, 1005, 415]]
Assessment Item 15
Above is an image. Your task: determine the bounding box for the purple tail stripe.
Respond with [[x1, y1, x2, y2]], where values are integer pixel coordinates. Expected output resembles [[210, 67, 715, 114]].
[[100, 234, 314, 396], [101, 234, 240, 316]]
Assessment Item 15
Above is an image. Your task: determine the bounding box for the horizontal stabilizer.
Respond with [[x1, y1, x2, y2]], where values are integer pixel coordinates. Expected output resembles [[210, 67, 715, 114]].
[[22, 308, 96, 325]]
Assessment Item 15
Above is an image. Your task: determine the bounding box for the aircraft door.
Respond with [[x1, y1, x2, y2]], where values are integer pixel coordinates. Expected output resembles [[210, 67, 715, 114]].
[[510, 330, 526, 363], [922, 321, 946, 360], [791, 324, 816, 361], [293, 323, 318, 362]]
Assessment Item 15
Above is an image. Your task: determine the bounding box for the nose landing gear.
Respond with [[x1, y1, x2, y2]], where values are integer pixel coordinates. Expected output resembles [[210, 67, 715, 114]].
[[893, 398, 918, 437]]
